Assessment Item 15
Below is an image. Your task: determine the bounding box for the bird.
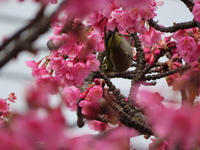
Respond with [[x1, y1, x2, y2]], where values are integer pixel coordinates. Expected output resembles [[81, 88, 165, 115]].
[[103, 27, 134, 73]]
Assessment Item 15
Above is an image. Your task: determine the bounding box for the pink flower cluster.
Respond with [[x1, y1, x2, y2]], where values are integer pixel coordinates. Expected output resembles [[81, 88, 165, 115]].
[[0, 83, 138, 150], [62, 86, 80, 111], [139, 27, 163, 47], [137, 89, 200, 150], [151, 103, 200, 150], [27, 21, 101, 90], [0, 93, 16, 124], [1, 93, 16, 112], [144, 47, 161, 65], [167, 64, 200, 103], [174, 28, 200, 65], [165, 61, 183, 86], [86, 0, 158, 33], [79, 79, 104, 119]]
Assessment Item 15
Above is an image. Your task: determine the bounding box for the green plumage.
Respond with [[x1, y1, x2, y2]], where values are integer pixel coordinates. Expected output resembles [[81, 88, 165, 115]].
[[103, 28, 133, 73]]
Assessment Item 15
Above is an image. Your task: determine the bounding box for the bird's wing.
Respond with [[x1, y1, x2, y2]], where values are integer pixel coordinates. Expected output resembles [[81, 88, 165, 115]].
[[119, 36, 134, 61]]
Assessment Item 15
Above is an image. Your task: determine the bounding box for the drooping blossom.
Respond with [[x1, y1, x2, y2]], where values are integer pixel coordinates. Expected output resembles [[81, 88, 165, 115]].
[[62, 86, 80, 111], [0, 98, 9, 113], [79, 85, 103, 119], [176, 36, 200, 64], [25, 60, 40, 69]]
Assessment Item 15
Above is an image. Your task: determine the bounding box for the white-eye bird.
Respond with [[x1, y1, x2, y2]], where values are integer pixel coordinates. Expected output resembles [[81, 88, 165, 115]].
[[103, 28, 133, 73]]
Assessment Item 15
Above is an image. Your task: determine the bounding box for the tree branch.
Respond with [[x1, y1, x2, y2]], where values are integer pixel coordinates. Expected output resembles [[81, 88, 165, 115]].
[[148, 19, 199, 33]]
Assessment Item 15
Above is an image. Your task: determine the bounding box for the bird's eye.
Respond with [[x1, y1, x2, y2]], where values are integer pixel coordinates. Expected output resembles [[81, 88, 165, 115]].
[[103, 64, 107, 70]]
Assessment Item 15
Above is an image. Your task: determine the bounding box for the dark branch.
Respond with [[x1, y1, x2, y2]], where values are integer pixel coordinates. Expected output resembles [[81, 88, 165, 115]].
[[148, 19, 199, 33], [0, 5, 46, 51], [180, 0, 194, 12], [0, 1, 68, 69], [144, 65, 191, 81]]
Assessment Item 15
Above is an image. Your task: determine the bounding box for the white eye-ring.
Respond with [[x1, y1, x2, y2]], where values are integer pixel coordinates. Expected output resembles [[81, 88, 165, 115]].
[[103, 64, 107, 70]]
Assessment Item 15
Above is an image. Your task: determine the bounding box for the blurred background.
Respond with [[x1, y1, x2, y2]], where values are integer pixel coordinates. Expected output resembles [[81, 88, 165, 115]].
[[0, 0, 193, 149]]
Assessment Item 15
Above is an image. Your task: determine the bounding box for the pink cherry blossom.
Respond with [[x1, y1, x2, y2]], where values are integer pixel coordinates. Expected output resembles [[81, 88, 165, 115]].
[[85, 85, 103, 103], [136, 90, 165, 111], [32, 67, 48, 77], [173, 29, 188, 41], [139, 27, 163, 47], [74, 62, 90, 83], [62, 86, 80, 111], [176, 36, 200, 64], [79, 85, 103, 118], [88, 120, 113, 132], [35, 74, 59, 94], [193, 1, 200, 22], [25, 60, 40, 69], [7, 93, 17, 103], [149, 138, 168, 150], [79, 100, 101, 119], [144, 48, 161, 65], [86, 0, 157, 33], [67, 134, 94, 150], [49, 56, 65, 72], [86, 54, 100, 71], [68, 127, 138, 150], [12, 108, 67, 149], [0, 98, 9, 113], [115, 0, 151, 10], [148, 103, 200, 149], [58, 42, 78, 59], [62, 0, 111, 19], [26, 85, 49, 108], [51, 34, 68, 48], [92, 127, 138, 150], [87, 29, 104, 52], [0, 130, 32, 150]]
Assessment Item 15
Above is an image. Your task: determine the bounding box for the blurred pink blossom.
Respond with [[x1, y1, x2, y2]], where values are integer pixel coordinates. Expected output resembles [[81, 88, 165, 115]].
[[88, 120, 113, 132], [193, 1, 200, 22], [0, 98, 9, 113], [176, 36, 200, 64], [62, 86, 80, 111], [12, 108, 67, 149], [7, 93, 17, 103]]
